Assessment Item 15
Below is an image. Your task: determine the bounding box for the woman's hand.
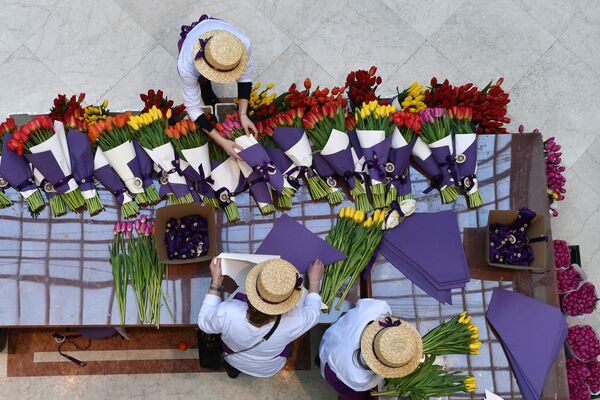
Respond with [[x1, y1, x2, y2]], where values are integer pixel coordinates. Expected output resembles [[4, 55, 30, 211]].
[[216, 135, 244, 160], [307, 259, 325, 293], [210, 258, 224, 287], [240, 113, 258, 137]]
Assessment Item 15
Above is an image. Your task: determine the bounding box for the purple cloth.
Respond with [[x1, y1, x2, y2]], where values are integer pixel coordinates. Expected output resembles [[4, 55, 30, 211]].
[[24, 151, 73, 195], [272, 127, 305, 153], [93, 163, 129, 205], [256, 214, 347, 273], [323, 363, 371, 400], [382, 211, 469, 288], [388, 138, 416, 197], [67, 129, 95, 192], [239, 143, 285, 194], [0, 133, 37, 193], [362, 136, 393, 182], [486, 288, 567, 400]]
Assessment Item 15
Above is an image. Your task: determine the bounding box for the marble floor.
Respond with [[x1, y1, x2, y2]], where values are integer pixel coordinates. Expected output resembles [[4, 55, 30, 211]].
[[0, 0, 599, 398]]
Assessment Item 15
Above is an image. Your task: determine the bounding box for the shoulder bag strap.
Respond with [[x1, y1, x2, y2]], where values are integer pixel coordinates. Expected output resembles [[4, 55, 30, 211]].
[[228, 314, 282, 356]]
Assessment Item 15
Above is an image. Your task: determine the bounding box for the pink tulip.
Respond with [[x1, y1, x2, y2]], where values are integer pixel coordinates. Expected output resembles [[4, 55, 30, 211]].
[[139, 214, 147, 223], [126, 221, 133, 232]]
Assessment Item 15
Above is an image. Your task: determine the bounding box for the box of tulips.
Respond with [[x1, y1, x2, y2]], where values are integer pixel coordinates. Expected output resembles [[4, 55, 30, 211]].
[[155, 203, 217, 265]]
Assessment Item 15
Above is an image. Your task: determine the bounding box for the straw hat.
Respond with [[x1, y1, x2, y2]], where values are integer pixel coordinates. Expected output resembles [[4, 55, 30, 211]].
[[192, 30, 248, 83], [245, 259, 304, 315], [360, 317, 423, 378]]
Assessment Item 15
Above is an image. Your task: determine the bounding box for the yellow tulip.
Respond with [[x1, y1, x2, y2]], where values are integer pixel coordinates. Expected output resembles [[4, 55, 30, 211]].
[[166, 109, 172, 120], [267, 83, 274, 89], [254, 81, 262, 89], [347, 208, 356, 219], [464, 376, 476, 392], [469, 340, 481, 350], [373, 209, 381, 221], [378, 210, 386, 223], [458, 311, 467, 322], [101, 99, 108, 109], [339, 207, 346, 219], [369, 101, 377, 111]]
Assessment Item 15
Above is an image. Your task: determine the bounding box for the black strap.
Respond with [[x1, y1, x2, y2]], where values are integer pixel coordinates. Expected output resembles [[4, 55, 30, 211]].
[[229, 314, 282, 356], [52, 332, 90, 367]]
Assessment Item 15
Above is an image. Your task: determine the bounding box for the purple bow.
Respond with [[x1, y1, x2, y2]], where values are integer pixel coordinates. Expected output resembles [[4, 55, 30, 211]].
[[390, 200, 405, 217], [422, 173, 444, 194], [379, 317, 401, 328], [365, 159, 387, 180]]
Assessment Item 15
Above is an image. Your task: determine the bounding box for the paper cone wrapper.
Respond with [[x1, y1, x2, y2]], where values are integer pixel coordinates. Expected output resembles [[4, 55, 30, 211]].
[[27, 132, 78, 194], [181, 143, 212, 179], [93, 148, 134, 205], [103, 141, 144, 194], [0, 133, 38, 197], [273, 127, 313, 168]]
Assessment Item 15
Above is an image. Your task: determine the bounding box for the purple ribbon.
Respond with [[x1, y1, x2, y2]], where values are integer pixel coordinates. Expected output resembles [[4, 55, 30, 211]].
[[365, 159, 386, 180], [194, 36, 239, 73], [422, 174, 444, 194], [389, 200, 405, 218], [379, 317, 401, 328], [255, 274, 303, 305], [177, 14, 219, 52]]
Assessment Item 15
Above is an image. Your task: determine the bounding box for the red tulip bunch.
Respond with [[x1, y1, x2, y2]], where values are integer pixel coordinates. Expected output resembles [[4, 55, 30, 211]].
[[557, 266, 583, 293], [345, 65, 382, 107], [561, 282, 598, 316], [425, 77, 510, 134], [7, 115, 55, 155], [282, 79, 347, 111], [568, 325, 600, 362], [302, 102, 346, 151], [49, 93, 85, 123], [274, 107, 305, 128], [390, 110, 422, 142], [568, 358, 592, 400], [139, 89, 186, 124], [0, 117, 17, 141], [554, 240, 571, 269]]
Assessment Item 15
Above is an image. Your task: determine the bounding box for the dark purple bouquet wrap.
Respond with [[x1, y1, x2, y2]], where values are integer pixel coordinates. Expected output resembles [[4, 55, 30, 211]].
[[67, 128, 104, 215], [238, 141, 285, 195], [165, 215, 209, 260], [387, 137, 416, 200]]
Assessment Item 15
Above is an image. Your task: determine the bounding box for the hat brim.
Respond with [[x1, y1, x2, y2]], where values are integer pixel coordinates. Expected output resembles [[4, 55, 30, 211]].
[[360, 318, 423, 378], [245, 262, 303, 316], [193, 30, 249, 84]]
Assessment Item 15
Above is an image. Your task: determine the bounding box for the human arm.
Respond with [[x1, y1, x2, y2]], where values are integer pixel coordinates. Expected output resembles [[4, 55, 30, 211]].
[[197, 258, 227, 333]]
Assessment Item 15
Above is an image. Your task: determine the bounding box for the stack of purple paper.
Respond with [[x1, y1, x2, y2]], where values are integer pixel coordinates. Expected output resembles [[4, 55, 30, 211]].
[[256, 214, 347, 273], [486, 288, 567, 400], [380, 211, 470, 304]]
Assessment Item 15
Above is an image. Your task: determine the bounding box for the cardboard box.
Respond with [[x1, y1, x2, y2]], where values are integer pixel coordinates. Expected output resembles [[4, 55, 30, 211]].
[[485, 210, 547, 272], [155, 203, 217, 265]]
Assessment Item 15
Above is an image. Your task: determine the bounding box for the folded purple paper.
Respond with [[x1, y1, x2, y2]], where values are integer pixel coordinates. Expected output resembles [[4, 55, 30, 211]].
[[239, 143, 284, 194], [256, 214, 347, 273], [67, 129, 95, 192], [0, 133, 37, 193]]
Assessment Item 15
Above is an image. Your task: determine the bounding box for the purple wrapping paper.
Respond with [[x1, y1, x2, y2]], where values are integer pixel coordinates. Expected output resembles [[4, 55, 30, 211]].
[[24, 151, 72, 195], [380, 243, 452, 304], [132, 140, 154, 190], [0, 133, 37, 193], [210, 159, 247, 200], [67, 128, 95, 192], [382, 211, 470, 287], [312, 152, 337, 183], [388, 139, 416, 196], [247, 172, 272, 203], [486, 288, 567, 400], [456, 137, 478, 189], [264, 145, 294, 173], [180, 164, 202, 202], [93, 163, 128, 205], [239, 143, 284, 194], [321, 148, 358, 190], [428, 146, 455, 188], [256, 214, 347, 273], [272, 127, 304, 152], [347, 130, 363, 159], [362, 136, 393, 182]]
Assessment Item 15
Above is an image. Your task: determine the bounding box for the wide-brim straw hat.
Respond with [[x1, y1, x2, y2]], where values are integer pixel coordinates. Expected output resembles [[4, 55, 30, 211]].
[[192, 30, 248, 84], [245, 258, 304, 315], [360, 317, 424, 378]]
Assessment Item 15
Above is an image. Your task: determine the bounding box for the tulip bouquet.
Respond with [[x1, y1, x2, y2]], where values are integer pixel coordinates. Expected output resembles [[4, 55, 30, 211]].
[[418, 107, 460, 204], [354, 100, 397, 209], [208, 140, 243, 223], [448, 106, 483, 208], [0, 118, 16, 208], [31, 167, 67, 217], [321, 207, 386, 310], [396, 81, 427, 113], [280, 79, 346, 111], [129, 106, 194, 205], [345, 66, 382, 110], [89, 113, 152, 206], [422, 311, 481, 355], [236, 81, 279, 119], [110, 216, 173, 327], [302, 102, 350, 205], [139, 89, 186, 125], [386, 110, 422, 205], [7, 116, 86, 213], [167, 119, 217, 206], [218, 113, 282, 215], [272, 108, 331, 201], [543, 136, 566, 217], [82, 99, 110, 125], [375, 355, 476, 398]]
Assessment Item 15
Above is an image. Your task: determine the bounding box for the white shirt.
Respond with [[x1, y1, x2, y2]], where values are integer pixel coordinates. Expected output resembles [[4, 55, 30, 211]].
[[319, 299, 392, 391], [177, 18, 253, 121], [198, 292, 321, 377]]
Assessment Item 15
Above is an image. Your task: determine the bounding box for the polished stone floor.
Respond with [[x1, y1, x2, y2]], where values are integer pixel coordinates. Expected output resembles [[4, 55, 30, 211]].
[[0, 0, 599, 398]]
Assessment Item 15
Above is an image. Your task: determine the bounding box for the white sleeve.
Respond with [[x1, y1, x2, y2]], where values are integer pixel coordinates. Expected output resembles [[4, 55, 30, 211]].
[[179, 65, 205, 121], [285, 292, 322, 338], [197, 293, 225, 333], [237, 42, 253, 83]]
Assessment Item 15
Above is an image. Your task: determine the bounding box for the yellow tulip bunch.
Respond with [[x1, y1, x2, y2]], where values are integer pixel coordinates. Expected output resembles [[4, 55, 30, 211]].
[[422, 311, 481, 356], [128, 106, 171, 132], [82, 99, 109, 123], [399, 82, 426, 113], [323, 206, 386, 310], [128, 106, 172, 150], [463, 376, 477, 393], [355, 100, 396, 134], [234, 81, 277, 117]]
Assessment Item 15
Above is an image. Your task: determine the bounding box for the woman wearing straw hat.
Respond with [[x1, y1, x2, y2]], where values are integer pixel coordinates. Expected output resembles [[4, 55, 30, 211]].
[[199, 257, 325, 378], [177, 15, 257, 160], [318, 299, 423, 399]]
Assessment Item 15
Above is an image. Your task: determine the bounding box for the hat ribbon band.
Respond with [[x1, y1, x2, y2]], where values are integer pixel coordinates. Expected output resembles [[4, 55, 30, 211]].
[[256, 274, 303, 305], [379, 316, 401, 328], [195, 37, 240, 73]]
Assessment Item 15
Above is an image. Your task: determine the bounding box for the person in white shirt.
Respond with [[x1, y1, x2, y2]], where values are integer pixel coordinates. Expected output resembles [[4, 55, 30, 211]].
[[319, 299, 424, 399], [177, 14, 257, 160], [199, 257, 324, 378]]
